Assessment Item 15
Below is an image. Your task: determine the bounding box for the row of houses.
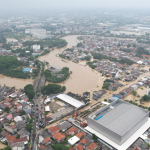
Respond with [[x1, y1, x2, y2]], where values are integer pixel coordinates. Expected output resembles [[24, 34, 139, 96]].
[[0, 86, 33, 149]]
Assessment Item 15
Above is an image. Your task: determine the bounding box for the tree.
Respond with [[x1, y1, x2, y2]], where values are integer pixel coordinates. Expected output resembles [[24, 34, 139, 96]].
[[16, 134, 20, 139], [52, 144, 69, 150], [132, 90, 137, 96], [92, 134, 98, 141], [25, 123, 33, 132], [4, 107, 10, 113], [0, 127, 2, 133], [104, 99, 107, 102], [3, 146, 11, 150], [21, 110, 26, 115], [127, 44, 131, 48]]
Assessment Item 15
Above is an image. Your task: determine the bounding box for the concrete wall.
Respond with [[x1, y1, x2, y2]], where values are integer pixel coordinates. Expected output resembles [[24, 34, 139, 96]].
[[88, 117, 122, 145], [121, 112, 149, 144]]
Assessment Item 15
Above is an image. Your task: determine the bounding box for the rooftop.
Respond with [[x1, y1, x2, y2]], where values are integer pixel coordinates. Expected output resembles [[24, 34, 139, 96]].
[[91, 100, 148, 135], [56, 94, 85, 109]]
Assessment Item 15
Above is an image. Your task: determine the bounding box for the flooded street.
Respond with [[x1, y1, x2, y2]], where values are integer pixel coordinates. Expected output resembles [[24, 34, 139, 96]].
[[38, 35, 99, 94], [0, 74, 33, 89]]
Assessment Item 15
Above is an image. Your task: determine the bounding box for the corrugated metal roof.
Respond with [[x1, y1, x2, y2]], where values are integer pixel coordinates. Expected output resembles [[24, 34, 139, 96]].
[[56, 94, 85, 109]]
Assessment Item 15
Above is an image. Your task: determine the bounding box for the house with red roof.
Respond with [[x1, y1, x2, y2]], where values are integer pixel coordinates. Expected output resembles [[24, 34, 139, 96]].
[[74, 144, 84, 150], [66, 127, 78, 136], [9, 137, 28, 147], [85, 142, 98, 150], [76, 132, 86, 139], [6, 134, 17, 143], [16, 104, 22, 110], [53, 132, 66, 142], [48, 126, 60, 135], [6, 114, 13, 121]]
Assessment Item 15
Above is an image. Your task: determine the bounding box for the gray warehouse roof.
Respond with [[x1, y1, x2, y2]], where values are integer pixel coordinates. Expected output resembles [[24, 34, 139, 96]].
[[94, 100, 148, 135]]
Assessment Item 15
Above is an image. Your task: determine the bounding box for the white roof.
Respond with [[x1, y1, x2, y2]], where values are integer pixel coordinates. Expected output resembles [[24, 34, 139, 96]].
[[56, 94, 85, 109], [101, 101, 110, 105], [44, 98, 51, 104], [68, 136, 80, 145], [14, 116, 23, 122], [137, 60, 143, 64], [45, 106, 50, 111], [137, 82, 144, 85], [85, 118, 150, 150]]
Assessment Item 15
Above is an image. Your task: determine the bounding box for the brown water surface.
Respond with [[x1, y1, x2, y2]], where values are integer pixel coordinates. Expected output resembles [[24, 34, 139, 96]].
[[0, 74, 33, 89], [38, 35, 99, 94]]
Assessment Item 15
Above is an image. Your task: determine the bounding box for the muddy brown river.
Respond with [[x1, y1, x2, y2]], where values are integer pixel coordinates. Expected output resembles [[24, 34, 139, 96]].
[[0, 35, 99, 94], [38, 35, 99, 94]]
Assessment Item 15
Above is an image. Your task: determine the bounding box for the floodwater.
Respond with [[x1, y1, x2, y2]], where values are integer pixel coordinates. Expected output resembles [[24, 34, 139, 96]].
[[38, 35, 99, 94], [0, 74, 33, 89]]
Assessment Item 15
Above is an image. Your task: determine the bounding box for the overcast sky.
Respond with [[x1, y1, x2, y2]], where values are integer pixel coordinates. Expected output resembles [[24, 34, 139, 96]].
[[0, 0, 150, 13]]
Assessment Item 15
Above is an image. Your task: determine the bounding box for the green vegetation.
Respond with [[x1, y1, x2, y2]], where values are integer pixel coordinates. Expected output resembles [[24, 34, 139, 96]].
[[3, 146, 11, 150], [92, 53, 134, 65], [0, 56, 30, 79], [36, 49, 50, 58], [0, 32, 6, 43], [20, 110, 26, 115], [104, 79, 114, 83], [16, 134, 20, 139], [4, 107, 10, 113], [77, 42, 83, 47], [84, 56, 91, 61], [25, 123, 33, 132], [102, 82, 110, 90], [25, 118, 33, 132], [65, 48, 74, 52], [0, 127, 2, 133], [59, 54, 70, 60], [52, 144, 69, 150], [44, 67, 70, 83], [87, 62, 97, 69], [24, 84, 35, 99], [12, 48, 33, 57], [32, 69, 40, 77], [136, 47, 150, 57], [140, 95, 150, 102], [23, 38, 67, 49], [41, 84, 66, 95], [92, 134, 98, 141], [120, 48, 131, 53], [132, 90, 137, 96]]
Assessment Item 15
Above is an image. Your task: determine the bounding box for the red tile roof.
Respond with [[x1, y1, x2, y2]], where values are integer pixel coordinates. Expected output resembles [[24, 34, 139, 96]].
[[76, 132, 86, 139], [142, 54, 150, 58], [79, 138, 89, 144], [53, 132, 65, 142], [6, 114, 13, 120], [86, 142, 97, 150], [39, 145, 46, 149], [6, 134, 17, 142], [9, 137, 27, 146], [133, 147, 140, 150], [16, 104, 22, 107], [74, 144, 84, 150], [67, 127, 78, 134], [44, 137, 51, 142], [48, 126, 60, 134]]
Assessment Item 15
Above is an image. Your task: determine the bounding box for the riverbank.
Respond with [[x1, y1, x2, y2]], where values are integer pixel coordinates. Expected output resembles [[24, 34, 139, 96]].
[[38, 35, 99, 94]]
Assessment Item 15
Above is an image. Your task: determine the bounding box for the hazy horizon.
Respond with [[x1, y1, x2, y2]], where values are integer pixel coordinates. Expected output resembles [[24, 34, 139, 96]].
[[0, 0, 150, 14]]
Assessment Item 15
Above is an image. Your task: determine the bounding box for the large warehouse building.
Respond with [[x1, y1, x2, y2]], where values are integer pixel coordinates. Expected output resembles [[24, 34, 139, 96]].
[[56, 94, 85, 109], [86, 100, 150, 150]]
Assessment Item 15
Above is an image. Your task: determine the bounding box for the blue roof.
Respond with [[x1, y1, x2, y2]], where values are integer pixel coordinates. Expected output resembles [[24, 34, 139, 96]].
[[23, 68, 31, 72], [114, 95, 120, 99], [109, 97, 119, 101]]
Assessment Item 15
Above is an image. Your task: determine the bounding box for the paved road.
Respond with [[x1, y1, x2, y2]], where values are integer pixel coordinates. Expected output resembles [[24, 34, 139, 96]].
[[31, 63, 46, 150]]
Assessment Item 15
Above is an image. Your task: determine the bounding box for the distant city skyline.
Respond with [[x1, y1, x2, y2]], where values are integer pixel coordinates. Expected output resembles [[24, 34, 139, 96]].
[[0, 0, 150, 13]]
